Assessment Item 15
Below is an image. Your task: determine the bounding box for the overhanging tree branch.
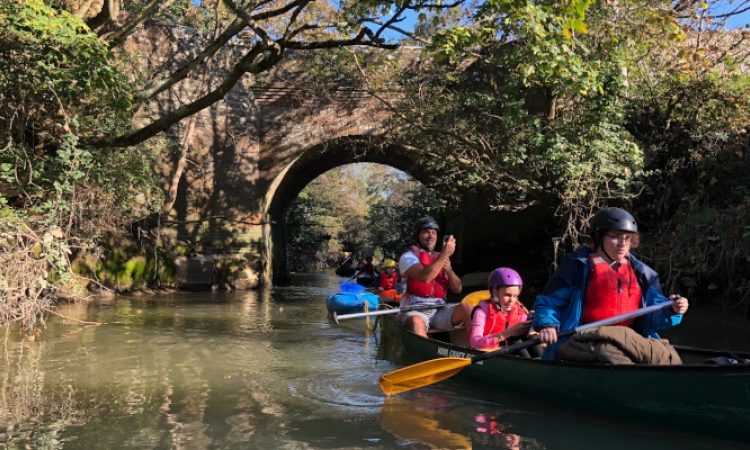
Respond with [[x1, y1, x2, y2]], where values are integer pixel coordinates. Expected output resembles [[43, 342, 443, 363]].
[[84, 44, 280, 148], [107, 0, 177, 45], [285, 26, 398, 49], [133, 18, 247, 102], [135, 0, 309, 102]]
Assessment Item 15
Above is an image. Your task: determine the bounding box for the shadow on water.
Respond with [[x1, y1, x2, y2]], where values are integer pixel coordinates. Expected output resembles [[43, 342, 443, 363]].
[[0, 272, 748, 449]]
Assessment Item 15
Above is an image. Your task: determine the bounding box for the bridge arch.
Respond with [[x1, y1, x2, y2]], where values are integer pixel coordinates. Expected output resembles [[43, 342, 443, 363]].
[[261, 136, 434, 284]]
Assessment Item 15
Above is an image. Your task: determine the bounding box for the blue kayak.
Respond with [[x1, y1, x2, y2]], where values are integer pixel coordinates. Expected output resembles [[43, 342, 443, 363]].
[[325, 291, 381, 316]]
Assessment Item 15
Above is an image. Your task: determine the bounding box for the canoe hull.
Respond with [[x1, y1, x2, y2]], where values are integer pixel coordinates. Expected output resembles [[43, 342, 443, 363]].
[[382, 315, 750, 442], [326, 292, 380, 316], [335, 267, 357, 277]]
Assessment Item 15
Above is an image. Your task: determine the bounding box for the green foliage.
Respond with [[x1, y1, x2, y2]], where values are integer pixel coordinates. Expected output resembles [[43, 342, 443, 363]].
[[622, 27, 750, 302], [387, 0, 643, 250], [286, 164, 442, 270], [371, 0, 750, 307], [286, 179, 337, 272], [92, 252, 155, 291], [0, 0, 133, 148], [0, 0, 163, 328], [368, 178, 444, 260], [639, 201, 750, 307]]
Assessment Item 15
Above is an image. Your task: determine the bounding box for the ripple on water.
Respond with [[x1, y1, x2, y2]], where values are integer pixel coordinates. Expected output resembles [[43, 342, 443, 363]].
[[287, 367, 384, 410]]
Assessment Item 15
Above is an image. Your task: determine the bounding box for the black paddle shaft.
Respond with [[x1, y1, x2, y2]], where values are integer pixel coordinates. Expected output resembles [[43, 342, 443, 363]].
[[399, 302, 453, 314], [471, 329, 576, 364], [472, 299, 677, 364]]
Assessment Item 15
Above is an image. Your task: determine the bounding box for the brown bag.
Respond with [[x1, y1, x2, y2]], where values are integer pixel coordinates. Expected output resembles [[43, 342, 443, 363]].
[[557, 325, 682, 365]]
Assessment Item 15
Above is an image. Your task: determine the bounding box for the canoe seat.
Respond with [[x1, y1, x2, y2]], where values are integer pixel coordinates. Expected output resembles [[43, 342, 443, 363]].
[[426, 323, 465, 334], [427, 324, 470, 347]]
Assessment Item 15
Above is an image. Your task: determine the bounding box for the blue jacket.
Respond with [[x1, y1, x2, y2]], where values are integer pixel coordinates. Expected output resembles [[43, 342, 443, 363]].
[[532, 247, 682, 360]]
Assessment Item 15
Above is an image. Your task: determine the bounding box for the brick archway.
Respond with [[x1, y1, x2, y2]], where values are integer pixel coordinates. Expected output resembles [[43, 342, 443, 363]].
[[262, 136, 433, 285]]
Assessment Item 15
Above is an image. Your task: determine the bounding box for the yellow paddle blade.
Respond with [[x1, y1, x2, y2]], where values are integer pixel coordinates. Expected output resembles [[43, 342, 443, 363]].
[[462, 290, 490, 307], [379, 357, 472, 395]]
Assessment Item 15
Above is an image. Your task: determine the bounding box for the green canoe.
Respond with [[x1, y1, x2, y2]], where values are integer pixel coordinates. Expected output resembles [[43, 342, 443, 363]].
[[380, 315, 750, 443]]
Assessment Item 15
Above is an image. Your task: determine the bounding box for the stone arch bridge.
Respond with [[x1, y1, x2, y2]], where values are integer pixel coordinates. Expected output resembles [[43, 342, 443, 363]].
[[132, 25, 553, 287]]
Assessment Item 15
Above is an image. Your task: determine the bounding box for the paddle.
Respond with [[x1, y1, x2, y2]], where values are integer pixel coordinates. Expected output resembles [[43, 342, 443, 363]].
[[333, 302, 452, 324], [333, 290, 485, 324], [379, 300, 676, 395]]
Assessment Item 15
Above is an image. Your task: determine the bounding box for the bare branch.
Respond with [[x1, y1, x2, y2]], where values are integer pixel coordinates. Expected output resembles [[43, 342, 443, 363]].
[[85, 44, 282, 148], [416, 0, 464, 7], [282, 0, 314, 40], [107, 0, 178, 46], [706, 4, 750, 20], [72, 0, 97, 18], [347, 54, 483, 162], [224, 0, 281, 45], [286, 26, 398, 49], [133, 18, 247, 102], [362, 18, 430, 45], [372, 4, 409, 41]]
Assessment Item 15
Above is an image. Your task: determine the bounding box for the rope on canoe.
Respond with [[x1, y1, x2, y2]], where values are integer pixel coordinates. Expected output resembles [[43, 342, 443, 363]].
[[366, 302, 398, 332]]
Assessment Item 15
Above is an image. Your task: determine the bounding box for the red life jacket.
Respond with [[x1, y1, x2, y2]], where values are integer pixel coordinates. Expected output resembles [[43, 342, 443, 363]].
[[481, 301, 525, 336], [379, 271, 400, 290], [406, 246, 448, 298], [582, 256, 642, 326]]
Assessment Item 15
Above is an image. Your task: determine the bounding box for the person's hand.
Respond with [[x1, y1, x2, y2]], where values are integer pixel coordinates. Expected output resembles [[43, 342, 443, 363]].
[[378, 287, 384, 291], [505, 320, 531, 338], [539, 326, 558, 344], [442, 235, 456, 257], [496, 320, 531, 341], [671, 295, 689, 314]]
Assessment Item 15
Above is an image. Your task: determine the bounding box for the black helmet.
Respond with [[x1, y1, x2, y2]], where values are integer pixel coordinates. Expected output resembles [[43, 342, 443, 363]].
[[413, 217, 440, 235], [590, 208, 638, 235]]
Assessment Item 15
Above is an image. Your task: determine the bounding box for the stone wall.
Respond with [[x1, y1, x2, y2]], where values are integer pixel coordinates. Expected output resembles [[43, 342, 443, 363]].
[[124, 24, 428, 286]]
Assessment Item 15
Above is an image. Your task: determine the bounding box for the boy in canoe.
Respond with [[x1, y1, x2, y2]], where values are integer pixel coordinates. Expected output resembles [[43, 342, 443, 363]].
[[532, 208, 690, 361], [469, 268, 543, 358], [398, 217, 472, 338], [376, 258, 401, 303]]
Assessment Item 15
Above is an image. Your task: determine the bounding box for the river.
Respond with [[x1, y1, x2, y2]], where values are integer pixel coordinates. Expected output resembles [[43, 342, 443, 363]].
[[1, 272, 749, 449]]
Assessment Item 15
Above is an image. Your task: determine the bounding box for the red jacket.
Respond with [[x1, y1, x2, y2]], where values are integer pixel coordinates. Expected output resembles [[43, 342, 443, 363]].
[[405, 246, 447, 298]]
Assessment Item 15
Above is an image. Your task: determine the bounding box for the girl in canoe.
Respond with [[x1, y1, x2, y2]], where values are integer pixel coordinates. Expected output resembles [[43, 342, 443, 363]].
[[470, 268, 543, 358], [532, 208, 690, 361]]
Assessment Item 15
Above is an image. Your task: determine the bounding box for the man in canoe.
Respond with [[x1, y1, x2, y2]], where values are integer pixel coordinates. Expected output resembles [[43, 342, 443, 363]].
[[532, 208, 690, 361], [398, 217, 471, 338]]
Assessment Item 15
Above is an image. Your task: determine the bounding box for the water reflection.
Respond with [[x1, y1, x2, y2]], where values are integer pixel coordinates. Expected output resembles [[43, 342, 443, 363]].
[[0, 276, 391, 449], [1, 273, 749, 449], [378, 391, 550, 450], [380, 396, 471, 449], [473, 413, 521, 450]]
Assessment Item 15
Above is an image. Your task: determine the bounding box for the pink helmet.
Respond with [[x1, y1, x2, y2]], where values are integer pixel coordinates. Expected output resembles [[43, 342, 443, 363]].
[[488, 268, 523, 290]]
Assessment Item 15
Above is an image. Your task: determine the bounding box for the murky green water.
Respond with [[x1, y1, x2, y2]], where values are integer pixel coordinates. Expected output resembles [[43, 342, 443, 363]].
[[1, 273, 749, 449]]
